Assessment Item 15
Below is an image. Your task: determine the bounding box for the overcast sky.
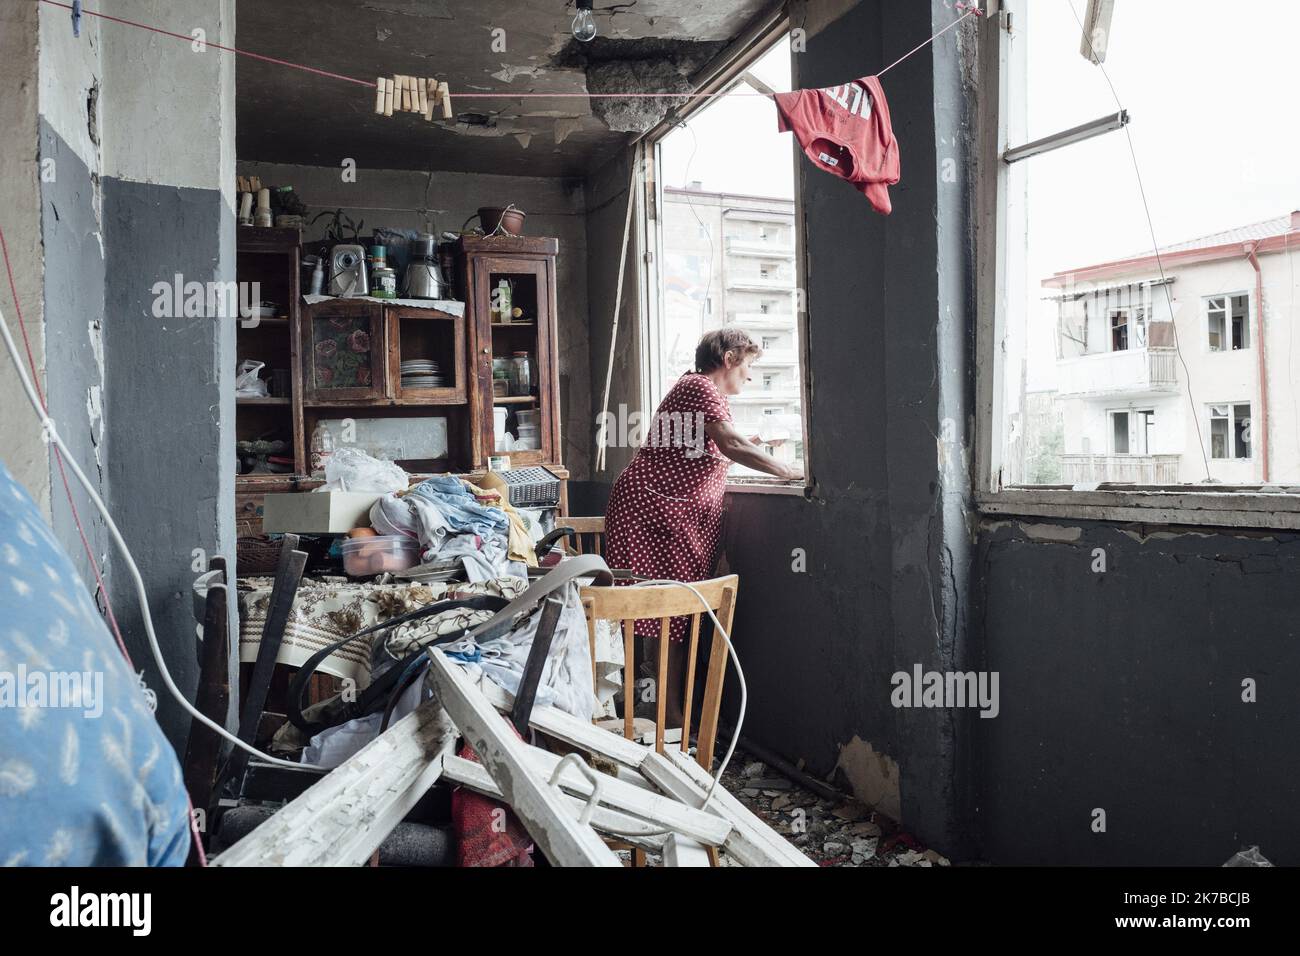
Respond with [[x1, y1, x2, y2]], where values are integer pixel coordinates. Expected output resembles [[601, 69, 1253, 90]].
[[659, 2, 1300, 396]]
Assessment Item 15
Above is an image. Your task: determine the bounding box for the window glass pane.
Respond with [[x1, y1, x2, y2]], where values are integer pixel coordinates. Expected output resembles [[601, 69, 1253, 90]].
[[1112, 412, 1129, 454], [657, 35, 804, 479], [1000, 0, 1297, 488], [1234, 404, 1252, 458]]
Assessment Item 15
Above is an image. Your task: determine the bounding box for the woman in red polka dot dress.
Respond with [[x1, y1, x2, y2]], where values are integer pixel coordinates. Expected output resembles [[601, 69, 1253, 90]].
[[604, 329, 802, 724]]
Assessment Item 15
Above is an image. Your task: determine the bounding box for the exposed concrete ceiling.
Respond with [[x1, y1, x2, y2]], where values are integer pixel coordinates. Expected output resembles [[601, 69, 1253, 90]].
[[235, 0, 773, 178]]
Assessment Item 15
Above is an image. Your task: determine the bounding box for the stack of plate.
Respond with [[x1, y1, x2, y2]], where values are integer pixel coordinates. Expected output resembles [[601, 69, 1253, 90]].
[[400, 359, 448, 389]]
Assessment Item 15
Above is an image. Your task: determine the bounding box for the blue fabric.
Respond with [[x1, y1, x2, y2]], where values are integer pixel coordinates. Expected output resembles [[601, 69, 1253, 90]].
[[406, 476, 508, 537], [0, 461, 191, 867]]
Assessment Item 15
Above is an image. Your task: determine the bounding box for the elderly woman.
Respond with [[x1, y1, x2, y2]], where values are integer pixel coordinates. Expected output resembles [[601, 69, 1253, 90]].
[[604, 328, 800, 724]]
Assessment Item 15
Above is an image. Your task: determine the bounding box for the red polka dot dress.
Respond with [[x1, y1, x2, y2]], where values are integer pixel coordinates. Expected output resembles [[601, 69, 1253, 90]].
[[604, 373, 732, 642]]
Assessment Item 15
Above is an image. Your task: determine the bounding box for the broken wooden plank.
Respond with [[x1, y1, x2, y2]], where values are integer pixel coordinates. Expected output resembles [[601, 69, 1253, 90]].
[[645, 750, 817, 868], [442, 755, 671, 853], [212, 698, 454, 866], [518, 748, 731, 847], [182, 579, 230, 817], [425, 650, 621, 867], [664, 834, 711, 867]]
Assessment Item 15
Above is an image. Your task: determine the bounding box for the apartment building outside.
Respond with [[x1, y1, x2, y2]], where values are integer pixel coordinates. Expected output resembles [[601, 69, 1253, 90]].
[[1038, 211, 1300, 486], [660, 184, 804, 471]]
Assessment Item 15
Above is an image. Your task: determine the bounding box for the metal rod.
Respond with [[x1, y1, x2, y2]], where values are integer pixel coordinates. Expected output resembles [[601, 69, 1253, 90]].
[[1004, 109, 1128, 164]]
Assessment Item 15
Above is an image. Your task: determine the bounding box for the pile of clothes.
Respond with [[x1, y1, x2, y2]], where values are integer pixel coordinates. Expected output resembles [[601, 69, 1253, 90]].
[[369, 476, 538, 582]]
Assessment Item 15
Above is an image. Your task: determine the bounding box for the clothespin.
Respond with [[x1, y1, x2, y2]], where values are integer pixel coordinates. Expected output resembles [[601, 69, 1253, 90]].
[[955, 1, 984, 15], [438, 81, 452, 120], [71, 0, 82, 37], [423, 78, 435, 121], [374, 78, 385, 115]]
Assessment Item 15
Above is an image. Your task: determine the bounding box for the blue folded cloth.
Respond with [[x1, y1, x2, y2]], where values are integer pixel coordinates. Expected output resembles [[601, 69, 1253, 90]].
[[406, 476, 508, 538]]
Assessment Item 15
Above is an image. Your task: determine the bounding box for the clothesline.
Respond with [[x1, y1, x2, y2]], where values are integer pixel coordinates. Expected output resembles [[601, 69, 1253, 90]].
[[39, 0, 979, 99]]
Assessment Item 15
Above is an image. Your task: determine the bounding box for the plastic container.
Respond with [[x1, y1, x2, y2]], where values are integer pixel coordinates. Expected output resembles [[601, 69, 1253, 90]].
[[516, 409, 540, 428], [515, 423, 540, 450], [341, 534, 421, 577]]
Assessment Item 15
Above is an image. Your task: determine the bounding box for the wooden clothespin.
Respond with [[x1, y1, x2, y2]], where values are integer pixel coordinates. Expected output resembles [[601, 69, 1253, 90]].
[[374, 78, 385, 115], [438, 81, 452, 120], [419, 77, 430, 119], [384, 76, 394, 116]]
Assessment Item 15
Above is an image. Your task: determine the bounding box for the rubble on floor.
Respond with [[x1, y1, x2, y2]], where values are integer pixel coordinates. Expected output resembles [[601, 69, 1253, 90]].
[[716, 757, 951, 868]]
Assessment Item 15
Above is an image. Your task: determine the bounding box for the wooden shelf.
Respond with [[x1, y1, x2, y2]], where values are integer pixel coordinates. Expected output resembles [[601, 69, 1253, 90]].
[[490, 321, 536, 328], [237, 396, 291, 406], [493, 395, 538, 405], [240, 316, 290, 327]]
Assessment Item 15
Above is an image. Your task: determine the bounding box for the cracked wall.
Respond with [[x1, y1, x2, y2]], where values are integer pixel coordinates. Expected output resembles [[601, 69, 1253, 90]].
[[975, 518, 1300, 865]]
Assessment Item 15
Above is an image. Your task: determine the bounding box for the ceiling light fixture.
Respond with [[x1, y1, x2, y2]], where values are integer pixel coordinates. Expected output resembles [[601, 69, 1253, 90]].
[[572, 0, 597, 42]]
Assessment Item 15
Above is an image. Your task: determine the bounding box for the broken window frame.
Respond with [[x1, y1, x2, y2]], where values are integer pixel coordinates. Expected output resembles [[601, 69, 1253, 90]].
[[973, 0, 1300, 528], [636, 12, 813, 498], [1206, 292, 1251, 352]]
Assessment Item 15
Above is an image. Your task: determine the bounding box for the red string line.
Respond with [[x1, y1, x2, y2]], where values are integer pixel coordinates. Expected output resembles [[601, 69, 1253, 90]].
[[41, 0, 977, 99], [0, 224, 134, 666]]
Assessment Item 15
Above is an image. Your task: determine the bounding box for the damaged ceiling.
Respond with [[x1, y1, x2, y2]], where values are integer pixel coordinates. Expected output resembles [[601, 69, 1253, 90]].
[[235, 0, 773, 177]]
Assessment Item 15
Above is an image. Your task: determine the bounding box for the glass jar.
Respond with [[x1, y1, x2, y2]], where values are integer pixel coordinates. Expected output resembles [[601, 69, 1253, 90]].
[[509, 351, 532, 396]]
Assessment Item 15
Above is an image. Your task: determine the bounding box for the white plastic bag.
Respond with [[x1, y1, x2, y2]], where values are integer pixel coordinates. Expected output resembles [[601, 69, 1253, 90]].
[[318, 446, 408, 493], [235, 360, 268, 398]]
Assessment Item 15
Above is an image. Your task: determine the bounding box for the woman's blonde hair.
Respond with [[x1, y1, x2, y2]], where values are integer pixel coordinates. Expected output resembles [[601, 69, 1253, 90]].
[[694, 328, 761, 373]]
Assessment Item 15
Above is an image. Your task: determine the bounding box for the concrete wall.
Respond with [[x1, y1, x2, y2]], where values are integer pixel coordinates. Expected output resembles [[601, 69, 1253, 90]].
[[975, 518, 1300, 865], [0, 1, 47, 508], [96, 0, 239, 749], [237, 160, 594, 481], [581, 0, 979, 854], [580, 147, 641, 511]]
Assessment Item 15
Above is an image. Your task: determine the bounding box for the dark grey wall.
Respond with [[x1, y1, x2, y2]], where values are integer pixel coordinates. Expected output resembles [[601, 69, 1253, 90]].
[[39, 120, 112, 594], [101, 179, 234, 749], [581, 0, 979, 855], [726, 0, 976, 855], [975, 519, 1300, 865]]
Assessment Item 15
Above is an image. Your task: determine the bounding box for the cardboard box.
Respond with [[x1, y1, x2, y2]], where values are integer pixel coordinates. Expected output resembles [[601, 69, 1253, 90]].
[[261, 491, 382, 534]]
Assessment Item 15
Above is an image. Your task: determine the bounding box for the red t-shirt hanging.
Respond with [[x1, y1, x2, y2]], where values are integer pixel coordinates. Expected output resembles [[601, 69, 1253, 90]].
[[772, 75, 899, 215]]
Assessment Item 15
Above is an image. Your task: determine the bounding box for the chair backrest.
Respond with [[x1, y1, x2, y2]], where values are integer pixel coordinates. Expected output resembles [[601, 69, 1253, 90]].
[[579, 574, 738, 771], [562, 516, 605, 557]]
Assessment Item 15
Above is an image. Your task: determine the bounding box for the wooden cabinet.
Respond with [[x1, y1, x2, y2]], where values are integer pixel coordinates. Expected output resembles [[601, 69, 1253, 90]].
[[457, 236, 563, 469], [238, 234, 565, 500], [236, 228, 305, 474]]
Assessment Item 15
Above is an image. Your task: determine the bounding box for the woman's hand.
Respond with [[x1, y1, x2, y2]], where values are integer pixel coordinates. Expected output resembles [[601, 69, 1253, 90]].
[[706, 421, 804, 482]]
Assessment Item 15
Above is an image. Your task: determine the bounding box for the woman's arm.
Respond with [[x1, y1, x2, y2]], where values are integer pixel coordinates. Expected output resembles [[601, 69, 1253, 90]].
[[705, 420, 803, 480]]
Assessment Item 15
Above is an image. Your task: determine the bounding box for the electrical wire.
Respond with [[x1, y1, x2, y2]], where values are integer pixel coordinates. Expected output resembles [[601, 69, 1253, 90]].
[[0, 297, 306, 773], [626, 578, 747, 808], [1066, 0, 1214, 481]]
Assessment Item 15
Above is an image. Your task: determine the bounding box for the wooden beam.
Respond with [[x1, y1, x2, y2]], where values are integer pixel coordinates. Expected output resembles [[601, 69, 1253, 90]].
[[442, 755, 672, 852], [211, 698, 455, 866], [425, 651, 622, 867], [664, 834, 711, 867]]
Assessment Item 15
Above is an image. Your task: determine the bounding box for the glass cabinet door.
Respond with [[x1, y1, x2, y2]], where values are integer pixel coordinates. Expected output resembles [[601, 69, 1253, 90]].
[[303, 302, 387, 404], [474, 257, 554, 465]]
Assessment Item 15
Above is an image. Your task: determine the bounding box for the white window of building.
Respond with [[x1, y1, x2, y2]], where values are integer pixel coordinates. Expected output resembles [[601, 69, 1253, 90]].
[[978, 0, 1297, 519], [1209, 404, 1252, 460], [1110, 310, 1128, 352], [649, 30, 807, 483], [1206, 294, 1250, 351]]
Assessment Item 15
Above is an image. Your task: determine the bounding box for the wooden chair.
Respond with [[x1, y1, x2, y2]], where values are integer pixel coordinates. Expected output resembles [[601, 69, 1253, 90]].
[[579, 574, 738, 772], [560, 516, 605, 558]]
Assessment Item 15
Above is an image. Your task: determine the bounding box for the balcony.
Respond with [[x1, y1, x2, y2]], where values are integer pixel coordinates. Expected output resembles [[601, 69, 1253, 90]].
[[727, 275, 794, 293], [754, 348, 797, 367], [726, 237, 795, 258], [1056, 347, 1178, 398], [1061, 454, 1181, 485], [729, 312, 797, 330]]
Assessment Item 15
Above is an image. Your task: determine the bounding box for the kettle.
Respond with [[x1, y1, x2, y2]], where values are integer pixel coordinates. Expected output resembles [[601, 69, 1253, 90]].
[[403, 234, 446, 300]]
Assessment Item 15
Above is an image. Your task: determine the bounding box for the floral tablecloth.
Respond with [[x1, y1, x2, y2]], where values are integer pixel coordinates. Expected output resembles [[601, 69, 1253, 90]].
[[236, 575, 528, 689]]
